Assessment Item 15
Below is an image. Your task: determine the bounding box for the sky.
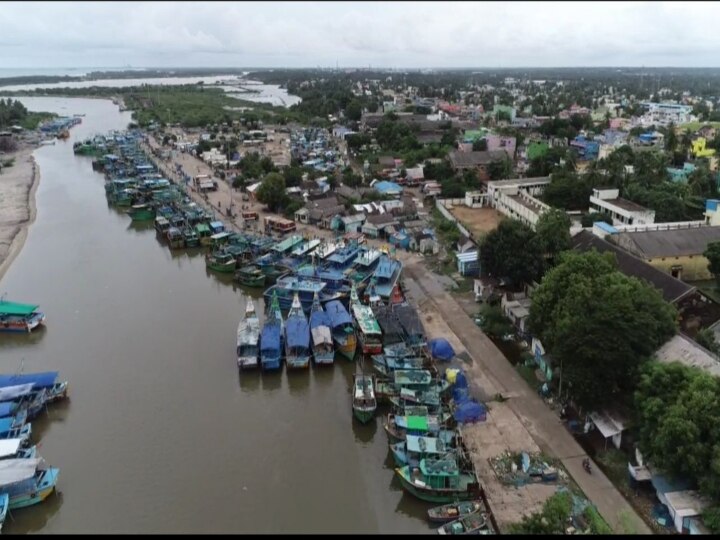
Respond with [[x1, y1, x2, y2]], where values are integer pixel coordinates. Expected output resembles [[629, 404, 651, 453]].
[[2, 1, 720, 70]]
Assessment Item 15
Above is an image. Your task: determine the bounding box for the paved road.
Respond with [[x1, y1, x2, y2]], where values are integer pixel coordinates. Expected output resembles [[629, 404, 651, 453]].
[[403, 261, 651, 535]]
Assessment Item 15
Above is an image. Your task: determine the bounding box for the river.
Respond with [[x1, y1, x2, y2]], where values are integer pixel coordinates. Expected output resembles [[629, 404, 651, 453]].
[[0, 96, 430, 533]]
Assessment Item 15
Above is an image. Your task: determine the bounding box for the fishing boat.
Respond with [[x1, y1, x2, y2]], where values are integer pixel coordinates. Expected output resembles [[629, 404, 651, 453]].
[[195, 223, 213, 246], [237, 298, 260, 370], [263, 275, 331, 313], [0, 417, 31, 444], [325, 243, 361, 272], [384, 413, 452, 443], [309, 293, 334, 365], [0, 299, 46, 333], [369, 255, 404, 300], [373, 305, 405, 347], [166, 227, 185, 249], [310, 241, 339, 261], [395, 457, 481, 503], [390, 433, 455, 467], [427, 500, 486, 524], [389, 387, 443, 409], [154, 216, 171, 236], [291, 239, 321, 258], [372, 354, 426, 375], [325, 300, 357, 361], [205, 250, 237, 273], [0, 459, 60, 509], [235, 265, 266, 288], [260, 292, 283, 371], [352, 374, 377, 423], [394, 303, 426, 349], [182, 226, 200, 248], [437, 511, 491, 535], [271, 234, 304, 254], [0, 439, 37, 461], [0, 493, 7, 532], [127, 202, 155, 221], [350, 285, 383, 355], [285, 293, 311, 369]]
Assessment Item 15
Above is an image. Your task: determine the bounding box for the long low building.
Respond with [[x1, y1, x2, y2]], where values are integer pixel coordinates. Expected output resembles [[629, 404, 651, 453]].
[[589, 187, 656, 226]]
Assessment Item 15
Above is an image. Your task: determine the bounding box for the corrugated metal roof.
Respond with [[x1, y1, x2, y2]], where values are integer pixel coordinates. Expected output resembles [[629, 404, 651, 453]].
[[456, 251, 478, 262]]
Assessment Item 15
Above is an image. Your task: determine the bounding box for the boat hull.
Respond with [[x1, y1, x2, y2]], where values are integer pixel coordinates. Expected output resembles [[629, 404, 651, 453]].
[[238, 356, 259, 370], [0, 313, 46, 333], [261, 356, 282, 371], [334, 333, 357, 361], [312, 350, 335, 365], [128, 208, 155, 221], [353, 407, 376, 424], [206, 260, 236, 273], [395, 468, 477, 504], [237, 274, 266, 288], [7, 468, 59, 510], [286, 355, 310, 369]]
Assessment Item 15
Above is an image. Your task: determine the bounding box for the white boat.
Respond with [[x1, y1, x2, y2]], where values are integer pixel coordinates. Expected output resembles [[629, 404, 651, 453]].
[[237, 298, 260, 370], [0, 458, 59, 510]]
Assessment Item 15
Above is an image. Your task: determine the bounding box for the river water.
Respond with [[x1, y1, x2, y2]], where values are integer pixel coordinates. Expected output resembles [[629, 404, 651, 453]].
[[0, 97, 430, 533]]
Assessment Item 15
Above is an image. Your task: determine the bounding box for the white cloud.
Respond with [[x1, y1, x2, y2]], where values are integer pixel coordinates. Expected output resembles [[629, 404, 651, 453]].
[[0, 1, 719, 68]]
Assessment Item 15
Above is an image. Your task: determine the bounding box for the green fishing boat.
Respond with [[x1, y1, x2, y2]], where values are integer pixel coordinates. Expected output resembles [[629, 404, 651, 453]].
[[127, 203, 155, 221], [166, 227, 185, 250], [183, 227, 200, 248], [395, 457, 481, 503], [195, 223, 213, 246], [236, 265, 266, 288], [352, 374, 377, 423], [206, 250, 237, 273]]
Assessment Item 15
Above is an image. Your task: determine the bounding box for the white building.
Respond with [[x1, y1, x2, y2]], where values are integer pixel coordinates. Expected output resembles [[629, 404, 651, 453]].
[[486, 177, 553, 229], [589, 188, 655, 226]]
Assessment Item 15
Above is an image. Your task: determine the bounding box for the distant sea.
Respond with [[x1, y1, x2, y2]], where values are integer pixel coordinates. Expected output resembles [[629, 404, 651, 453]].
[[0, 67, 147, 78]]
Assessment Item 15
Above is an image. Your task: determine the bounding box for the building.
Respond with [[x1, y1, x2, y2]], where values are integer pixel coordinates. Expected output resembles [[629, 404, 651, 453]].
[[667, 162, 697, 183], [448, 150, 508, 182], [372, 180, 403, 197], [456, 251, 479, 277], [612, 225, 720, 281], [589, 188, 656, 226], [362, 213, 399, 238], [485, 134, 516, 159], [569, 135, 600, 160], [501, 291, 532, 336], [487, 177, 553, 229], [691, 137, 716, 158]]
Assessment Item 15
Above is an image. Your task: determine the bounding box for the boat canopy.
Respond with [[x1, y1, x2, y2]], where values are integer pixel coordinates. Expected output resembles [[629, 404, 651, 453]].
[[0, 439, 22, 459], [406, 434, 446, 455], [210, 232, 231, 241], [0, 384, 35, 402], [0, 417, 21, 435], [0, 458, 41, 486], [325, 301, 352, 328], [0, 403, 17, 419], [311, 326, 332, 346], [374, 256, 398, 280], [194, 223, 210, 234], [260, 322, 281, 353], [0, 372, 58, 390], [352, 304, 381, 335], [209, 221, 225, 232], [406, 416, 429, 431], [285, 317, 310, 350], [0, 302, 40, 316]]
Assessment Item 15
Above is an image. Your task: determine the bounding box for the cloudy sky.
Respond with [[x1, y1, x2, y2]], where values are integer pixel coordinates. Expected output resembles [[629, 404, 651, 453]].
[[1, 1, 718, 69]]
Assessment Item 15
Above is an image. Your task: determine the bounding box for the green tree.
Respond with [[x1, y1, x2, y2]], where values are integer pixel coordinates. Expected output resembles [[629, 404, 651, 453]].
[[256, 172, 289, 213], [487, 158, 511, 180], [480, 220, 544, 287], [283, 166, 304, 188], [696, 328, 720, 355], [530, 251, 677, 409], [542, 171, 592, 211], [704, 241, 720, 286], [665, 122, 678, 153], [535, 209, 572, 263], [508, 491, 573, 534], [472, 139, 488, 151], [345, 99, 363, 122]]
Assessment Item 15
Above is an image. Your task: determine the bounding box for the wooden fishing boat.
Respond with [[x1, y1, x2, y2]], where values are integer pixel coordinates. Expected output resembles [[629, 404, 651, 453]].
[[182, 226, 200, 248], [352, 374, 377, 423], [205, 250, 236, 273], [350, 284, 383, 355], [235, 265, 266, 288], [325, 299, 357, 361], [390, 433, 456, 468], [0, 300, 46, 333], [395, 457, 481, 503], [0, 459, 60, 509], [154, 216, 171, 236], [127, 202, 155, 221], [166, 227, 185, 250], [310, 293, 335, 365], [437, 511, 491, 535], [237, 298, 260, 370], [384, 413, 453, 443], [285, 293, 311, 369], [427, 500, 486, 524]]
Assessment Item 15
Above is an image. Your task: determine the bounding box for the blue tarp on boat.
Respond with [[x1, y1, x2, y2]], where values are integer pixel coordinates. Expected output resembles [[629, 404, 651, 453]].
[[325, 300, 352, 328], [260, 322, 281, 354], [429, 338, 455, 361], [454, 371, 468, 389], [0, 417, 19, 435], [285, 317, 310, 349], [310, 308, 332, 330], [0, 403, 15, 418], [0, 372, 58, 390]]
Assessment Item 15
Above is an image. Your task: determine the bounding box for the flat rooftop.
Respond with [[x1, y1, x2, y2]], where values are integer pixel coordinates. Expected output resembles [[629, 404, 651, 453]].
[[602, 197, 651, 213], [508, 193, 545, 214]]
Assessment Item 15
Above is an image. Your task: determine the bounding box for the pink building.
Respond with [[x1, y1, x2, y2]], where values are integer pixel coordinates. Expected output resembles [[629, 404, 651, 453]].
[[486, 134, 516, 159]]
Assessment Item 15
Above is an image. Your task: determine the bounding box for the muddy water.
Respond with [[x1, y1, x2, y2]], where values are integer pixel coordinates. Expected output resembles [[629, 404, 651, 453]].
[[0, 97, 430, 533]]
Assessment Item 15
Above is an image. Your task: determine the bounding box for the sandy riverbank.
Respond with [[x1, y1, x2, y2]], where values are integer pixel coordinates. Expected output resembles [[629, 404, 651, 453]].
[[0, 145, 39, 283]]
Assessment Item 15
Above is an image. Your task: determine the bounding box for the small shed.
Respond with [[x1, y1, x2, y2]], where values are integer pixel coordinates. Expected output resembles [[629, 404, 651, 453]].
[[456, 250, 479, 277], [588, 410, 626, 450]]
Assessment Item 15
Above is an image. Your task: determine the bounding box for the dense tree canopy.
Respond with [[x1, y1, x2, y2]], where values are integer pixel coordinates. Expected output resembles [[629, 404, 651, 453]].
[[704, 241, 720, 286], [535, 209, 572, 263], [480, 219, 544, 287], [530, 251, 677, 409], [256, 172, 289, 213]]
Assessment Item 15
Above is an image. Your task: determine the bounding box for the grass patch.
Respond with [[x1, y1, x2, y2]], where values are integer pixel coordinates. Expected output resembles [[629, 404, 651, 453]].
[[679, 121, 720, 133]]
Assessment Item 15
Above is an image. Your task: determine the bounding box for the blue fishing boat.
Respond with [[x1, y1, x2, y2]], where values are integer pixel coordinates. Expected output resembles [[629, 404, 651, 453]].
[[237, 298, 260, 370], [285, 293, 311, 369], [350, 284, 383, 355], [0, 372, 59, 390], [325, 300, 357, 361], [0, 493, 7, 532], [260, 315, 282, 372], [326, 242, 361, 272], [0, 417, 30, 443], [390, 433, 456, 467], [271, 234, 304, 254], [368, 255, 403, 300], [0, 439, 36, 461], [309, 293, 334, 365], [263, 275, 338, 313], [296, 265, 351, 295], [0, 300, 46, 333], [0, 459, 60, 509]]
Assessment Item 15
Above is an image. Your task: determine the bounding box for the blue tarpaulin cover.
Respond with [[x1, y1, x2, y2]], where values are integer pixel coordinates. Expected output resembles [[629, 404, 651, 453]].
[[0, 372, 58, 390], [285, 317, 310, 349], [260, 322, 281, 354], [325, 300, 353, 328], [0, 403, 16, 418], [429, 338, 455, 361], [454, 371, 468, 389], [453, 400, 487, 423]]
